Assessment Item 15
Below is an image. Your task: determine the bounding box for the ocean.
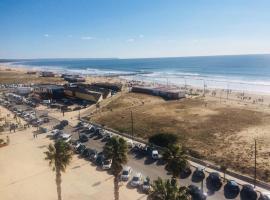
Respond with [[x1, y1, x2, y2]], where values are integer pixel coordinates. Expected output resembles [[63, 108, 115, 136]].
[[4, 54, 270, 94]]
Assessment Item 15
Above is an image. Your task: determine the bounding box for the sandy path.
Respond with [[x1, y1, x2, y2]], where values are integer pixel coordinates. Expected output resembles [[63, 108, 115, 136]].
[[0, 128, 147, 200]]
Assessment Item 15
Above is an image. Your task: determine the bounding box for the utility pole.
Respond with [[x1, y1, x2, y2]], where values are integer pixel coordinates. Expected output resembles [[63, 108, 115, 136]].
[[203, 80, 206, 97], [227, 83, 229, 100], [131, 111, 134, 141], [254, 139, 257, 188], [78, 109, 81, 120]]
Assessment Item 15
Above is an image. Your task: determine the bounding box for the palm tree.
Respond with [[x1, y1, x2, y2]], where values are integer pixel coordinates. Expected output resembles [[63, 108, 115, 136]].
[[163, 144, 189, 179], [103, 136, 128, 200], [148, 177, 191, 200], [44, 140, 73, 200]]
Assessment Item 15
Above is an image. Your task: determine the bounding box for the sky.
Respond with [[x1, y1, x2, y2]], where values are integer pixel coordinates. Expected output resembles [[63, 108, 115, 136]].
[[0, 0, 270, 59]]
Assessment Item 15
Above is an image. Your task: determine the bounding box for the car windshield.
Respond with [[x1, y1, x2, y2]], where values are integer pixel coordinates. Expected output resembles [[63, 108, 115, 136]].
[[104, 160, 110, 165], [132, 177, 139, 182], [144, 181, 149, 185], [122, 170, 129, 175]]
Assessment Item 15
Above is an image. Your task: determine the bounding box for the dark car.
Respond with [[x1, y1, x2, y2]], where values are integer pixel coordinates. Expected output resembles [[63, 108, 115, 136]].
[[206, 172, 222, 192], [240, 184, 257, 200], [43, 117, 50, 123], [79, 134, 89, 143], [188, 185, 207, 200], [76, 144, 86, 154], [54, 123, 65, 130], [95, 153, 105, 166], [82, 148, 93, 158], [192, 167, 205, 183], [95, 130, 104, 139], [60, 120, 69, 127], [224, 180, 240, 199], [89, 150, 99, 162]]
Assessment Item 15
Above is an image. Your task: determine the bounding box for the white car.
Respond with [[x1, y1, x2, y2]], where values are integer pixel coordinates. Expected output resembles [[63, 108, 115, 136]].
[[152, 150, 159, 159], [51, 129, 60, 135], [121, 166, 132, 181], [142, 178, 151, 193], [260, 192, 270, 199], [60, 133, 71, 143], [130, 173, 142, 187], [102, 159, 112, 170]]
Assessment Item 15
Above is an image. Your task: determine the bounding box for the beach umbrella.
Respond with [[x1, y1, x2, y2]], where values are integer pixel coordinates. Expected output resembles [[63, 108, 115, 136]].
[[224, 180, 240, 199], [206, 172, 222, 192], [180, 166, 192, 179], [188, 185, 207, 200], [192, 167, 205, 183], [240, 184, 258, 200]]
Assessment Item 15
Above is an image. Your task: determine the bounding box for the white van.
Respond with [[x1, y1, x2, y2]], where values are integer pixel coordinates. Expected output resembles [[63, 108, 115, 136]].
[[151, 150, 159, 159]]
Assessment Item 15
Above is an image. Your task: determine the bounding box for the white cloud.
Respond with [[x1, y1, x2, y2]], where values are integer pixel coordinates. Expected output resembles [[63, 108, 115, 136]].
[[67, 34, 73, 38], [139, 34, 144, 38], [44, 34, 49, 37], [81, 36, 94, 40], [126, 38, 135, 43]]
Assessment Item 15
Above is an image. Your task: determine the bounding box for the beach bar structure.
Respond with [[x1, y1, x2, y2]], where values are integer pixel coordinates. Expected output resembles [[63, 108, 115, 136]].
[[33, 84, 64, 99], [62, 74, 86, 83], [131, 86, 185, 100], [92, 82, 123, 92], [64, 86, 102, 103], [39, 71, 55, 77]]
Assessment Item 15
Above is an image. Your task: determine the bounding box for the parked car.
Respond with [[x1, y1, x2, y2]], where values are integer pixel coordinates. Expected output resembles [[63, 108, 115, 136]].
[[60, 120, 69, 127], [188, 185, 207, 200], [102, 159, 112, 170], [259, 192, 270, 200], [130, 173, 142, 187], [95, 153, 105, 166], [192, 167, 205, 183], [141, 177, 151, 193], [121, 166, 132, 181], [79, 134, 89, 143], [151, 150, 159, 159], [89, 149, 99, 161], [54, 123, 65, 130], [59, 133, 71, 143], [82, 148, 93, 158], [76, 144, 86, 154], [43, 117, 50, 123]]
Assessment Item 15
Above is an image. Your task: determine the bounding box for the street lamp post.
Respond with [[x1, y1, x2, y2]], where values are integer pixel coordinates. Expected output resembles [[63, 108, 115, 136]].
[[254, 139, 257, 188], [131, 111, 134, 141]]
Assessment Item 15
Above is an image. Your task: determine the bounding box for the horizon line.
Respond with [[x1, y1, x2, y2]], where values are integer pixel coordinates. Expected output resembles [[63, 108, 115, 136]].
[[1, 52, 270, 61]]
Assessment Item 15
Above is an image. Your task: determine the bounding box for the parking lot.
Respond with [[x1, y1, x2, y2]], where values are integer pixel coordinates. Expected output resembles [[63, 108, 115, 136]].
[[1, 92, 269, 200]]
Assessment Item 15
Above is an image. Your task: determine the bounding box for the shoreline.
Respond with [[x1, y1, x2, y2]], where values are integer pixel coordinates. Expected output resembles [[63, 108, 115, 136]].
[[2, 61, 270, 94], [2, 63, 270, 107]]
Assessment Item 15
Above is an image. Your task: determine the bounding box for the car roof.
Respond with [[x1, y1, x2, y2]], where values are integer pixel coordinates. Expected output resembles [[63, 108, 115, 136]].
[[134, 173, 141, 177], [123, 166, 131, 171]]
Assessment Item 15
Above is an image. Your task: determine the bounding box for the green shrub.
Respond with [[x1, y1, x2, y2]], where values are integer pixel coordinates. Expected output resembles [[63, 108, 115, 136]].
[[149, 133, 178, 148]]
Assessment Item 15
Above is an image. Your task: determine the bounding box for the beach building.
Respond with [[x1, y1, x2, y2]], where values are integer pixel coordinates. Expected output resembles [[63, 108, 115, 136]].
[[39, 71, 55, 77], [131, 86, 185, 100], [33, 84, 64, 99], [77, 84, 112, 98], [15, 87, 32, 96], [64, 86, 103, 103], [63, 74, 86, 82], [92, 82, 123, 92]]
